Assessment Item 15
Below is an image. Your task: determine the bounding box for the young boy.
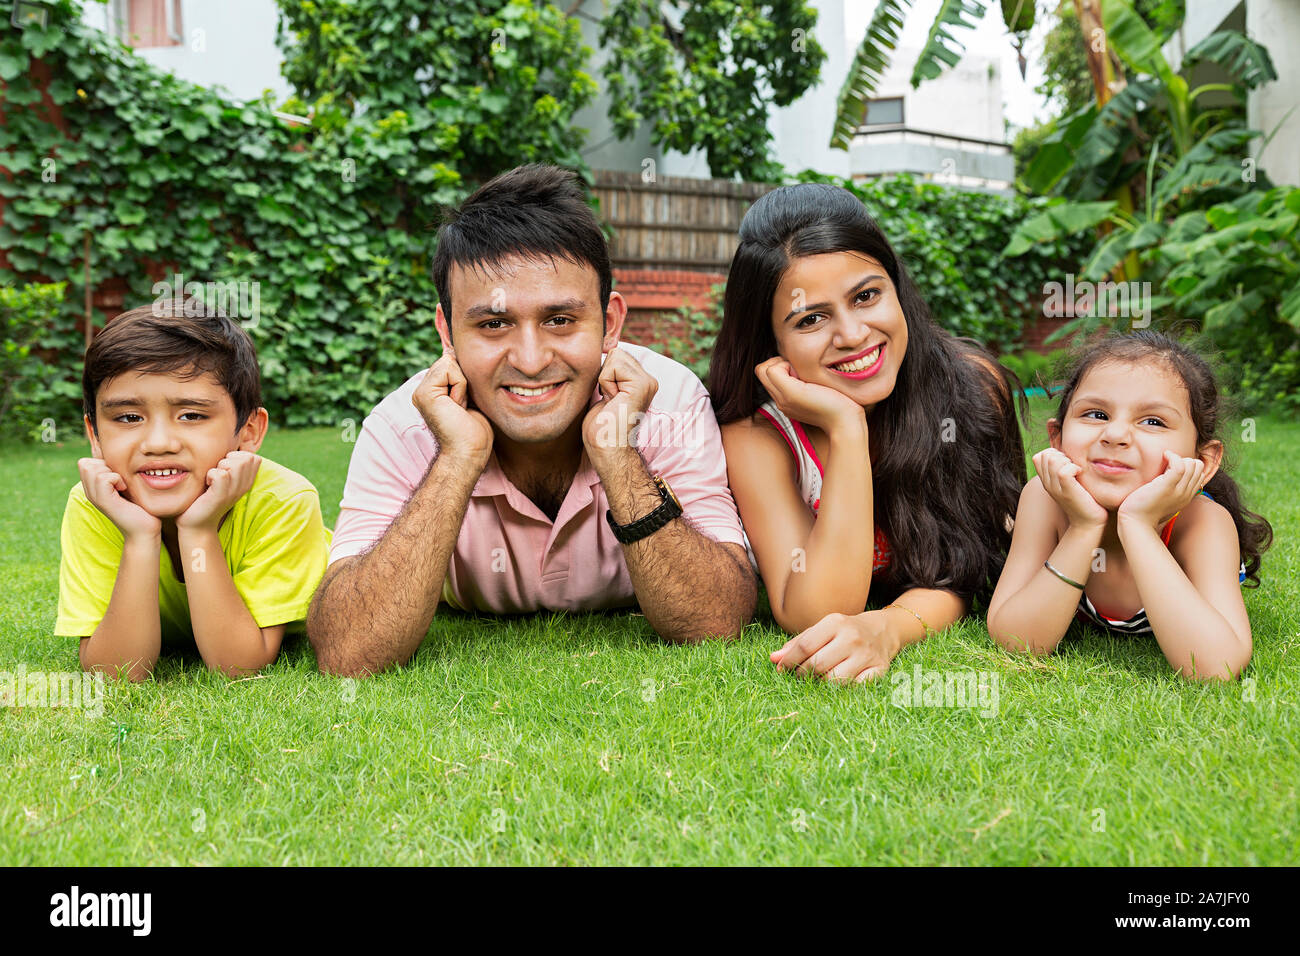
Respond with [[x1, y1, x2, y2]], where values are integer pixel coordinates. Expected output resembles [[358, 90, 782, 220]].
[[55, 303, 331, 679]]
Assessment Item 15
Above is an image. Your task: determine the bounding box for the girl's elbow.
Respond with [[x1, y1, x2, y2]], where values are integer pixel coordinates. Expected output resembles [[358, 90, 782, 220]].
[[990, 623, 1057, 657], [1175, 654, 1251, 682], [987, 614, 1028, 654]]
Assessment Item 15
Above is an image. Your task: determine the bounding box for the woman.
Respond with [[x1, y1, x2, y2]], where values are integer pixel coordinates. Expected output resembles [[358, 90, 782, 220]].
[[709, 182, 1025, 683]]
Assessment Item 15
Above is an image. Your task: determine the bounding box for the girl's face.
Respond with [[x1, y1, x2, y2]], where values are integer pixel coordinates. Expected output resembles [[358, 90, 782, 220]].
[[1050, 359, 1218, 511], [769, 251, 908, 413]]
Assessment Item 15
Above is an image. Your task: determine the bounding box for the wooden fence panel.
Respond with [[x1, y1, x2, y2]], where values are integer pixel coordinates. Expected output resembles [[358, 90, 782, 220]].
[[592, 169, 777, 273]]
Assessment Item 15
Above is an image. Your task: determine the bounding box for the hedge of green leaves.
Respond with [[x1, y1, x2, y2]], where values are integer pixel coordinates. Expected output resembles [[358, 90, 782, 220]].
[[2, 0, 1092, 442], [0, 0, 593, 436], [0, 281, 65, 438]]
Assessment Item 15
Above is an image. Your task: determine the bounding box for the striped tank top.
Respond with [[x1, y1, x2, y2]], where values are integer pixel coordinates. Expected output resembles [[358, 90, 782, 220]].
[[755, 402, 892, 574], [1075, 489, 1247, 635]]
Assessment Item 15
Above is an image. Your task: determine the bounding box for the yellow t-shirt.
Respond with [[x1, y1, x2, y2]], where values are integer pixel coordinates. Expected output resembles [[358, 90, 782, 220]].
[[55, 457, 332, 645]]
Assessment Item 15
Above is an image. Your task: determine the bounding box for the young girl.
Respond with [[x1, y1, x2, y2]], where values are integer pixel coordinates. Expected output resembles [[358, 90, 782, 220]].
[[987, 331, 1272, 680], [709, 183, 1026, 683]]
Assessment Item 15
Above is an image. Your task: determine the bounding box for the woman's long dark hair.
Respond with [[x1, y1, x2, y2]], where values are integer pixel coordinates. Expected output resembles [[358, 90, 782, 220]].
[[708, 183, 1027, 605], [1052, 330, 1273, 586]]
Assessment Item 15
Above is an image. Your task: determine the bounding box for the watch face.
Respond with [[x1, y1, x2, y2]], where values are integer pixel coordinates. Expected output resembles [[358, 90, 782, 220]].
[[657, 477, 682, 510]]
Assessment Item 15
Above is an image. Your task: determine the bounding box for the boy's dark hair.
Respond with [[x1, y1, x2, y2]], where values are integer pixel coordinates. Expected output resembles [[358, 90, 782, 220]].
[[431, 164, 611, 334], [83, 302, 263, 434], [1052, 329, 1273, 586]]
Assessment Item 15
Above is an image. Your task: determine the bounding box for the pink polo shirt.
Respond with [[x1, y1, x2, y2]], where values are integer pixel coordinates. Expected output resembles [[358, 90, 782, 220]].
[[328, 342, 745, 613]]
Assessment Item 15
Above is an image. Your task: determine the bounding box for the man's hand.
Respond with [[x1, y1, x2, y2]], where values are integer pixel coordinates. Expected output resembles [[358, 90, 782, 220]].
[[78, 458, 161, 541], [1118, 449, 1206, 531], [771, 610, 899, 683], [582, 347, 658, 462], [1033, 448, 1109, 530], [755, 356, 865, 436], [176, 451, 262, 530], [412, 351, 493, 469]]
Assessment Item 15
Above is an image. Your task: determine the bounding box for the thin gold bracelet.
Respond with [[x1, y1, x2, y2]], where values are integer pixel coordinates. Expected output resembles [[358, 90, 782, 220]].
[[884, 602, 934, 635]]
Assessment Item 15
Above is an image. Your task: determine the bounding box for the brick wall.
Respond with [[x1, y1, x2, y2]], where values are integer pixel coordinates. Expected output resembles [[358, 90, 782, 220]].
[[1019, 314, 1074, 355], [615, 268, 724, 349]]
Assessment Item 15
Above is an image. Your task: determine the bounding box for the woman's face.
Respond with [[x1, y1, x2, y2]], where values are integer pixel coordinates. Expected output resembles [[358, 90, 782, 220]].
[[769, 251, 908, 413]]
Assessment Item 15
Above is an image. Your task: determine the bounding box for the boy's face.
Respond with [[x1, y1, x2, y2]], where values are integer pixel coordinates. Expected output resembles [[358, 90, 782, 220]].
[[85, 368, 267, 519], [1049, 359, 1217, 511], [435, 254, 624, 447]]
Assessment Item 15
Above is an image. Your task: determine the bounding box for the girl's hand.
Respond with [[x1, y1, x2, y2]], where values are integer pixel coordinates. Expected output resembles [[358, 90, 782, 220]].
[[1118, 449, 1206, 531], [755, 357, 865, 437], [1033, 448, 1108, 529], [771, 610, 898, 683]]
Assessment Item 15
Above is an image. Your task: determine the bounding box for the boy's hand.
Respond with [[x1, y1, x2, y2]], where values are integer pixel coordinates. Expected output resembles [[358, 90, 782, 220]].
[[176, 451, 262, 531], [1033, 448, 1108, 529], [78, 458, 161, 541], [1118, 449, 1205, 531], [755, 356, 865, 437], [412, 352, 494, 468], [582, 346, 658, 460], [771, 610, 899, 683]]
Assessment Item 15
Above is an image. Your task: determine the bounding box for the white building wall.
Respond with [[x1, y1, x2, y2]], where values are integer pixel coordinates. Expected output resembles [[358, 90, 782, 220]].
[[82, 0, 293, 103], [1247, 1, 1300, 187], [1164, 0, 1300, 187]]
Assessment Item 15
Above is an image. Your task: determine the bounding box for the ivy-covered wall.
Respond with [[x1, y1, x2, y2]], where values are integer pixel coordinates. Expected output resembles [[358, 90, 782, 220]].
[[2, 0, 1096, 442], [0, 0, 594, 435]]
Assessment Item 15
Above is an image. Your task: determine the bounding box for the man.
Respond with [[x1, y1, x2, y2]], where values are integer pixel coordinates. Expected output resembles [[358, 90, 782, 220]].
[[308, 164, 756, 676]]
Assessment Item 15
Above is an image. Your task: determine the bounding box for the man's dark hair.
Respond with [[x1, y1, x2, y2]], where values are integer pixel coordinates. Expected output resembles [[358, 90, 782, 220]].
[[432, 164, 612, 332], [83, 302, 263, 434]]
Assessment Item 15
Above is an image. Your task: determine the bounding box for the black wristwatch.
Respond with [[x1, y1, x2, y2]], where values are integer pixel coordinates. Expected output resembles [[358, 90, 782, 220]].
[[606, 475, 683, 544]]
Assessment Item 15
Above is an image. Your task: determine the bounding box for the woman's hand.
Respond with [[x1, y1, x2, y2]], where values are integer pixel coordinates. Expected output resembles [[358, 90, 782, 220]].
[[1118, 449, 1206, 531], [756, 357, 865, 437], [1032, 448, 1108, 530], [771, 610, 899, 683]]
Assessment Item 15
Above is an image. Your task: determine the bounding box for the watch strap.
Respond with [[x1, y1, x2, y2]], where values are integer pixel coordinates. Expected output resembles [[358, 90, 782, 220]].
[[605, 476, 682, 545]]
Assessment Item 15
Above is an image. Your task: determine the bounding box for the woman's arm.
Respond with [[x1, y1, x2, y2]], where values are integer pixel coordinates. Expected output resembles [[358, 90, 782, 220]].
[[722, 414, 875, 634], [1124, 500, 1251, 680], [987, 476, 1101, 655], [771, 587, 968, 683]]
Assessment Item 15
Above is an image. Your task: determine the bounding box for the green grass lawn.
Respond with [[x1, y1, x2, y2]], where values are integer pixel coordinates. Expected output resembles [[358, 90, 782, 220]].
[[3, 399, 1298, 865]]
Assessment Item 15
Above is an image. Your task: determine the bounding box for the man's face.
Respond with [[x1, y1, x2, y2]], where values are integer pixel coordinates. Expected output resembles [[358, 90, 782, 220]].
[[86, 369, 264, 519], [439, 254, 622, 446]]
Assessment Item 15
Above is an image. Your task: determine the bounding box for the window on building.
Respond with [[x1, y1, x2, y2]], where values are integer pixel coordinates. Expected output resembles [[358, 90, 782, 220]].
[[111, 0, 183, 49], [863, 97, 904, 126]]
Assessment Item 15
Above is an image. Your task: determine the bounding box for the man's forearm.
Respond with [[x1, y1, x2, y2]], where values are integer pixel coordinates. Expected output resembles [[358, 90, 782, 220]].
[[596, 446, 756, 643], [82, 535, 162, 681], [307, 452, 481, 676], [178, 526, 277, 676]]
